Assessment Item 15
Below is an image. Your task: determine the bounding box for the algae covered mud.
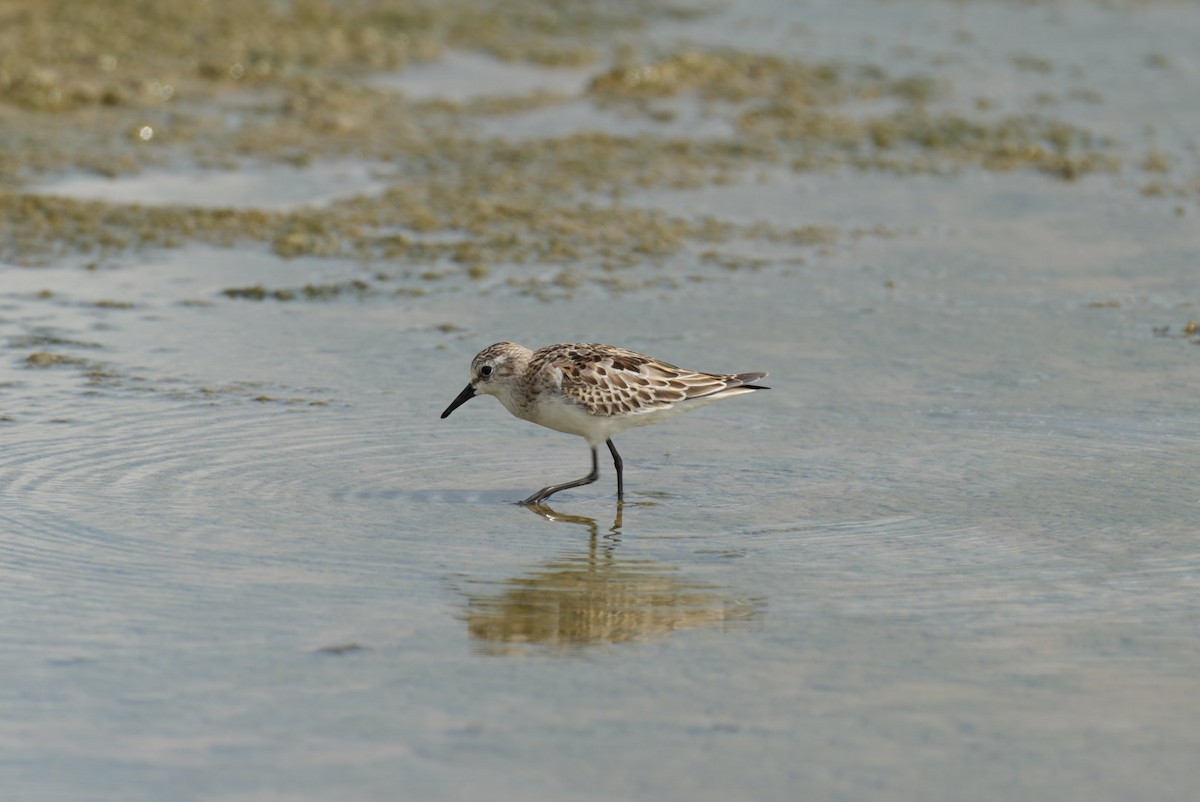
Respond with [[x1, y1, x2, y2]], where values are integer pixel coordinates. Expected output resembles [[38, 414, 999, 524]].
[[3, 1, 1199, 800]]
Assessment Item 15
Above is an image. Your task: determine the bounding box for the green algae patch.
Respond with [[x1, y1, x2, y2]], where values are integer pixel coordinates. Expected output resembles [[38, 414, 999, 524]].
[[222, 285, 271, 301], [24, 351, 87, 368], [589, 48, 1116, 179], [92, 299, 134, 309], [0, 0, 1179, 300], [0, 192, 279, 263], [223, 280, 377, 302], [0, 0, 655, 114], [0, 0, 663, 182]]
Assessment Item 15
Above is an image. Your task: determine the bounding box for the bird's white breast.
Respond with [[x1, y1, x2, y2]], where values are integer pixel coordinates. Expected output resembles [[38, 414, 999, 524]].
[[520, 390, 701, 444]]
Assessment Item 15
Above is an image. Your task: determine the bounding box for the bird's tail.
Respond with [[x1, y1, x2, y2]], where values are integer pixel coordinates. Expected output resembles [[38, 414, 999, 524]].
[[733, 371, 769, 391], [696, 371, 769, 400]]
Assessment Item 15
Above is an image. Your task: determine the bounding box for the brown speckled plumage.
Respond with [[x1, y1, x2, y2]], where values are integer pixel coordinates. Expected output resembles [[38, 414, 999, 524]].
[[532, 343, 760, 417]]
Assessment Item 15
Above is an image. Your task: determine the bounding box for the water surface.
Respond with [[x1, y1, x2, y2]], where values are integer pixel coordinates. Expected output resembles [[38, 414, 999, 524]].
[[3, 1, 1199, 801]]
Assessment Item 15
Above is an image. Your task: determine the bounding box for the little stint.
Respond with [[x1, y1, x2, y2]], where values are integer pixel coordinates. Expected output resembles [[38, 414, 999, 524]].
[[441, 342, 769, 504]]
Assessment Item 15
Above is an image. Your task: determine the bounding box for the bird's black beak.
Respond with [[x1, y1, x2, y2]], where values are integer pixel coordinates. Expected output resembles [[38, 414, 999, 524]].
[[441, 384, 476, 418]]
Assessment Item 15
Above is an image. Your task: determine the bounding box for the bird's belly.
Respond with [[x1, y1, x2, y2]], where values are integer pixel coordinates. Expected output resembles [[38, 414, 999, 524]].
[[522, 396, 693, 443], [522, 397, 605, 439]]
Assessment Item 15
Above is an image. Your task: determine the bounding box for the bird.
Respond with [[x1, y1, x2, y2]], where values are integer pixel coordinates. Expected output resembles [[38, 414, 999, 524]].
[[440, 342, 769, 504]]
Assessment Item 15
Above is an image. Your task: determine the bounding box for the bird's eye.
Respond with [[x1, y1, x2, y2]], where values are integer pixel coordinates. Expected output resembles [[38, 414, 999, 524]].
[[480, 365, 493, 377]]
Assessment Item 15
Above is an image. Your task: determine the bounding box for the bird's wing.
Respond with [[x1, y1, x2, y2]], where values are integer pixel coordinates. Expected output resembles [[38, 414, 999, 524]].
[[542, 344, 743, 417]]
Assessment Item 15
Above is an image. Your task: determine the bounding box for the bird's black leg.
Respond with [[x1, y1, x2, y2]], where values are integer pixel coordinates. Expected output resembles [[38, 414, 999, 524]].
[[521, 445, 600, 505], [606, 438, 624, 499]]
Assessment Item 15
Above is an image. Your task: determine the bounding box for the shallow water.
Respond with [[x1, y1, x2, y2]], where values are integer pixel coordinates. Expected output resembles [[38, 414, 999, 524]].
[[31, 161, 392, 210], [4, 1, 1200, 801]]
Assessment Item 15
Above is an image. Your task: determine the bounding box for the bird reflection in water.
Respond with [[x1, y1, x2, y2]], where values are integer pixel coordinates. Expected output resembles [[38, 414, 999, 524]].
[[465, 502, 762, 655]]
